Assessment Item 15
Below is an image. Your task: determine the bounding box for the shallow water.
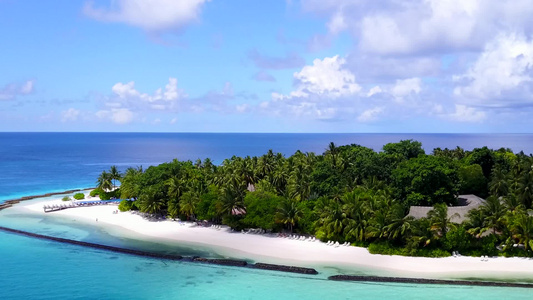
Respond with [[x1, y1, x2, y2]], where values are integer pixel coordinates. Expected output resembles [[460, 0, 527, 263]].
[[1, 230, 531, 300]]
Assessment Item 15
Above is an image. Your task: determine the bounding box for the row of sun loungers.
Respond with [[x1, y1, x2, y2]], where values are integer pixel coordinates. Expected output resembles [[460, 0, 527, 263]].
[[242, 228, 267, 234], [43, 203, 76, 211], [43, 200, 120, 212], [277, 233, 317, 242], [453, 251, 490, 261], [326, 241, 350, 247]]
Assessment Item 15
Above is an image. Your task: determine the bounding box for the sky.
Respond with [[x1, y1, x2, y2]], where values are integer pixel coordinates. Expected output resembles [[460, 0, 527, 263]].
[[1, 0, 533, 133]]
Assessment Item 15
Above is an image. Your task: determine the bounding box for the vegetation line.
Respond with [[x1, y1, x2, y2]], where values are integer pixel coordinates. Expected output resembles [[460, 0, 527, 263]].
[[95, 140, 532, 258]]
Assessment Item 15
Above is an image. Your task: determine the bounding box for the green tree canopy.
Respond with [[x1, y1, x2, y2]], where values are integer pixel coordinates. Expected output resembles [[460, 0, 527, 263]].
[[392, 156, 459, 206], [242, 191, 284, 230], [383, 139, 425, 161], [458, 164, 487, 197]]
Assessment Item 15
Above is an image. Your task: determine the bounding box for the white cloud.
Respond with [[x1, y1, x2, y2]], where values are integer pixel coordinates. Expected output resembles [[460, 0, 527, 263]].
[[301, 0, 533, 55], [453, 33, 533, 107], [445, 104, 486, 122], [108, 77, 185, 111], [261, 55, 432, 122], [0, 80, 35, 100], [83, 0, 209, 32], [358, 0, 483, 55], [19, 80, 34, 94], [96, 108, 134, 124], [93, 78, 247, 122], [264, 55, 363, 120], [366, 86, 382, 97], [170, 117, 178, 124], [295, 0, 533, 128], [327, 10, 347, 34], [357, 107, 384, 122], [164, 77, 180, 100], [391, 78, 422, 99], [273, 55, 361, 100], [61, 108, 80, 122]]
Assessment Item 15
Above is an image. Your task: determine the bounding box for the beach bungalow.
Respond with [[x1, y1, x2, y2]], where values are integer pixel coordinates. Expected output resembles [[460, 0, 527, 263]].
[[407, 194, 485, 223]]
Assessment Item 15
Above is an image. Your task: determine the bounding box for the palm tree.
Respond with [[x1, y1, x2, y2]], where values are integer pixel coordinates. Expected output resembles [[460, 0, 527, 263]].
[[96, 171, 113, 192], [120, 166, 142, 199], [409, 218, 434, 249], [503, 194, 522, 212], [257, 150, 276, 177], [288, 162, 311, 201], [385, 205, 415, 242], [482, 196, 506, 234], [138, 187, 166, 215], [217, 188, 245, 217], [325, 142, 339, 169], [508, 209, 533, 251], [366, 210, 389, 240], [165, 176, 182, 199], [489, 165, 508, 198], [342, 191, 369, 242], [271, 162, 289, 195], [180, 192, 198, 220], [167, 196, 180, 220], [109, 165, 121, 189], [275, 198, 302, 233], [516, 169, 533, 209], [427, 203, 458, 238], [465, 208, 489, 238], [316, 198, 346, 240]]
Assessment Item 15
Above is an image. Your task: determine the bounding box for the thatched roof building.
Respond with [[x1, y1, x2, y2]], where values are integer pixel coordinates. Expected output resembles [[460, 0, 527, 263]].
[[407, 194, 485, 223]]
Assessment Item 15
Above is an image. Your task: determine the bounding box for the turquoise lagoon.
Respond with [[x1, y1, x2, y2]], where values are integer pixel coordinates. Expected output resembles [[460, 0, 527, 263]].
[[1, 228, 531, 300], [1, 133, 533, 299]]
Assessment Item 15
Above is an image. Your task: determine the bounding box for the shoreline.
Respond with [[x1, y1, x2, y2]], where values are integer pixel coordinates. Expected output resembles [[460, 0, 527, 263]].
[[2, 191, 533, 284], [0, 225, 317, 275], [0, 188, 93, 211], [1, 225, 532, 288]]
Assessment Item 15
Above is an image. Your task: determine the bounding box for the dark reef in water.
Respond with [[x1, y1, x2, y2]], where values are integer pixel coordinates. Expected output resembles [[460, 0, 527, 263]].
[[0, 226, 183, 260], [0, 226, 317, 275], [328, 275, 533, 288], [254, 263, 318, 274], [191, 257, 248, 267]]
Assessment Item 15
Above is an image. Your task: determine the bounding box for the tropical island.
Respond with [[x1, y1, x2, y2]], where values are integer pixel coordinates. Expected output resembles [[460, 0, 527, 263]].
[[89, 139, 533, 259]]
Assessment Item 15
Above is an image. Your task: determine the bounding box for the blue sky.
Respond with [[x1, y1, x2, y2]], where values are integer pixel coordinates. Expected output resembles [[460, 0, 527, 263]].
[[1, 0, 533, 132]]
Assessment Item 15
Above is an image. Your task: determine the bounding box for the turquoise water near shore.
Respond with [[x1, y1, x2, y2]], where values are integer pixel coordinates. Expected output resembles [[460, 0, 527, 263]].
[[1, 230, 531, 300], [2, 133, 533, 299]]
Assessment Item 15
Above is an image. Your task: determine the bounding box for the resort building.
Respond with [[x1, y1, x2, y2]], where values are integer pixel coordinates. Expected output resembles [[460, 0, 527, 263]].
[[407, 195, 485, 223]]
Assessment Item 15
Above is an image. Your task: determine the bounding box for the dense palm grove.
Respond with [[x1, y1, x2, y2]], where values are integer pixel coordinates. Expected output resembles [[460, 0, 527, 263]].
[[95, 140, 533, 257]]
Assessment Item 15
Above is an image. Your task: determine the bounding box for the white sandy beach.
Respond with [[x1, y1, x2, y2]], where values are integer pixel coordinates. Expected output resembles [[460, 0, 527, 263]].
[[13, 194, 533, 281]]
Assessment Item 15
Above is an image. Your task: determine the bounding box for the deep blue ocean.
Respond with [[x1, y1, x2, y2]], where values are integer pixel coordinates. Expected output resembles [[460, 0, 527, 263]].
[[0, 132, 532, 299]]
